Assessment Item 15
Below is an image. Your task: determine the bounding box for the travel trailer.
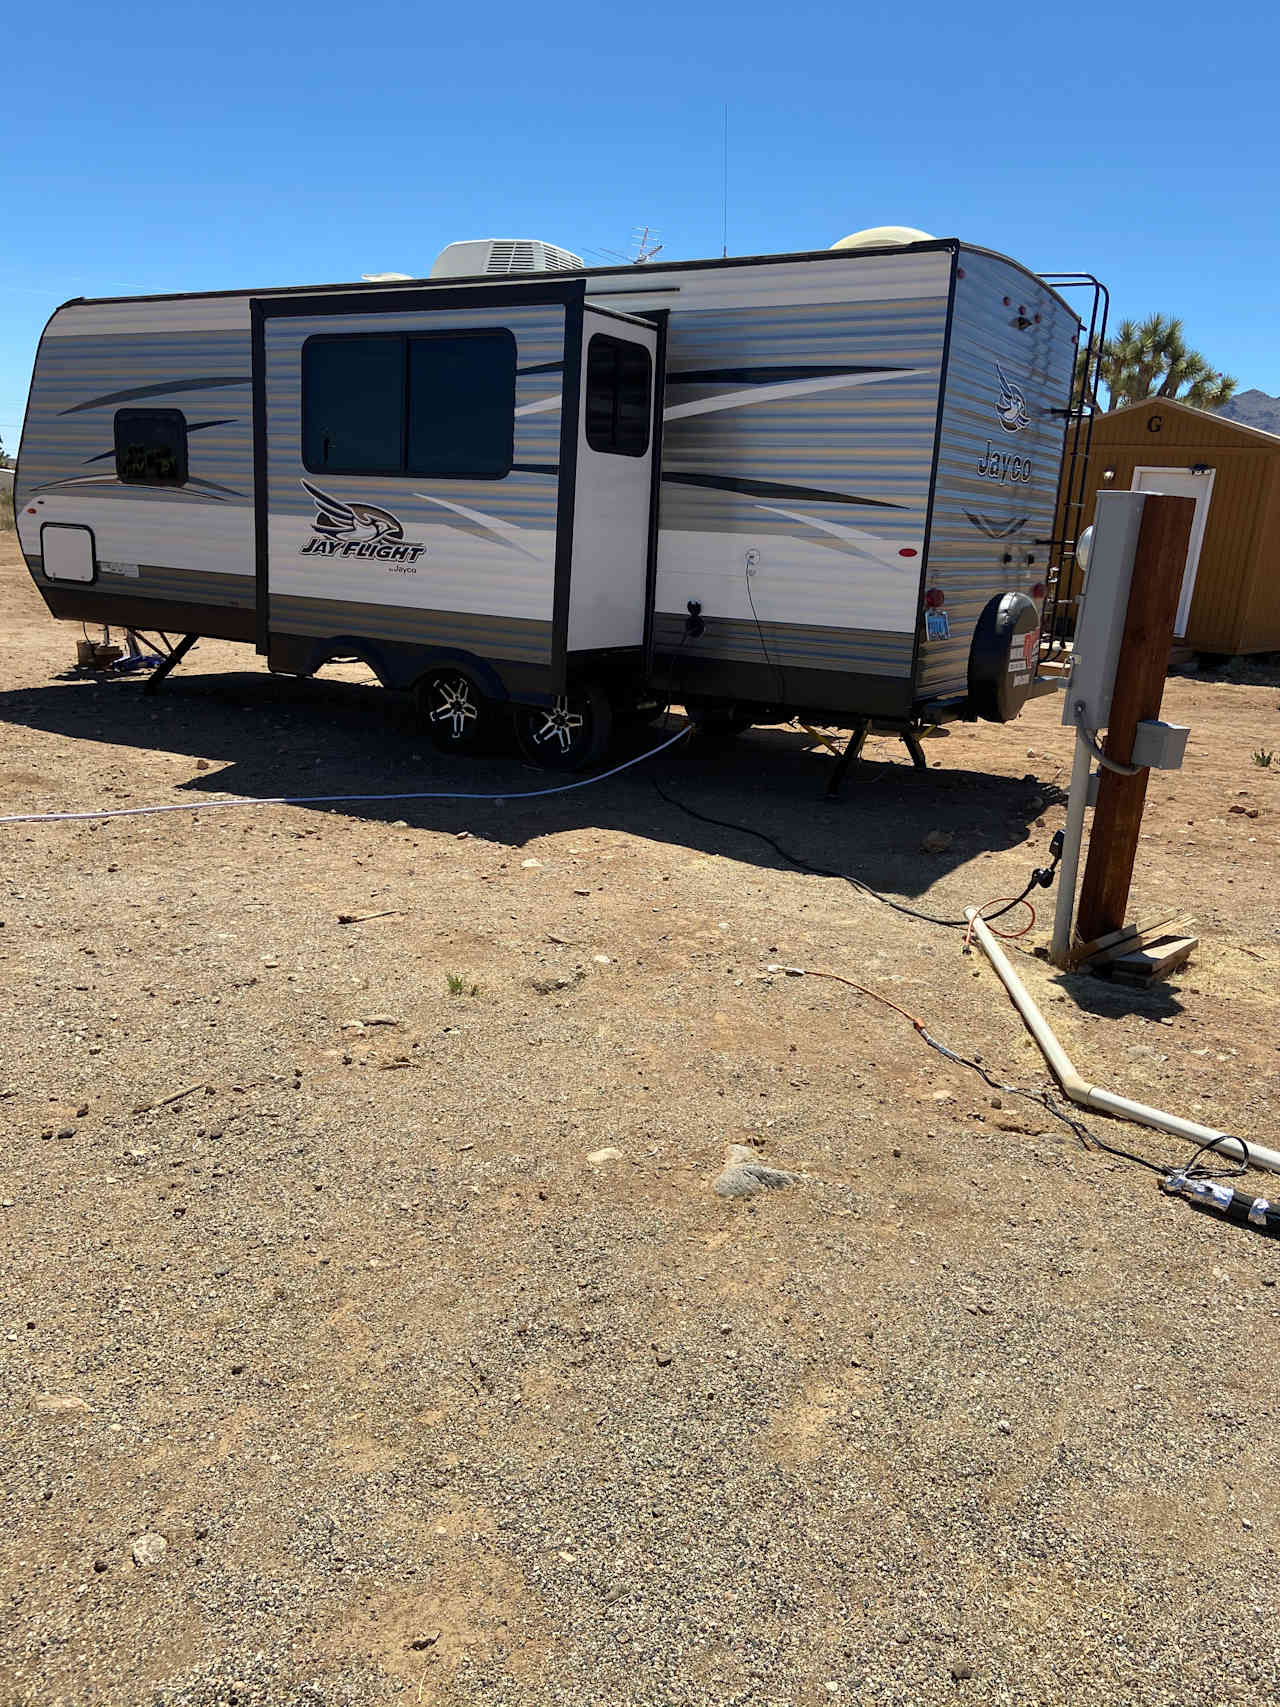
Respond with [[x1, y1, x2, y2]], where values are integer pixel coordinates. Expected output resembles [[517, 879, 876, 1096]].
[[13, 232, 1095, 767]]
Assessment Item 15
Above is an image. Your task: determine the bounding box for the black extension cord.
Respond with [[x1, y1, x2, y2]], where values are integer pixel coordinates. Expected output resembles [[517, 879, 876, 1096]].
[[650, 768, 1062, 931], [649, 755, 1274, 1222]]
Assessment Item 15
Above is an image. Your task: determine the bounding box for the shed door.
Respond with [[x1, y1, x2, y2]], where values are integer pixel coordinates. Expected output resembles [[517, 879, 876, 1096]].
[[565, 310, 661, 660], [1130, 466, 1215, 637]]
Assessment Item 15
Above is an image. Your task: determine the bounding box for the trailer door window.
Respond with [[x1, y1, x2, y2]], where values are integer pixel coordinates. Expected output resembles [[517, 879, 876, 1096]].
[[584, 335, 652, 458], [407, 332, 516, 479], [115, 409, 188, 487], [302, 335, 404, 474]]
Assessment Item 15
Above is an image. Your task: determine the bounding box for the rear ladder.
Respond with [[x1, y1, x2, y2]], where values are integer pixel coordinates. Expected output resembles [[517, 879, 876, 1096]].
[[1034, 273, 1109, 669]]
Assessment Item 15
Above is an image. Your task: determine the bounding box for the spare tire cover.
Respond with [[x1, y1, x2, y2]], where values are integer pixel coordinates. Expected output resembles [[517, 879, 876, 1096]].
[[967, 592, 1040, 722]]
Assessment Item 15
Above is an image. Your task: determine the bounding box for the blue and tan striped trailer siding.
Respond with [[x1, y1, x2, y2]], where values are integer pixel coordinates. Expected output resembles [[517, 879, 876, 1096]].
[[919, 249, 1077, 703]]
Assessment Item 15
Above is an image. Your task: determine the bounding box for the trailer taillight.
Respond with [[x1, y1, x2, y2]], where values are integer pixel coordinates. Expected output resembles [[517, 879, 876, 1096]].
[[898, 547, 918, 558], [924, 588, 945, 609]]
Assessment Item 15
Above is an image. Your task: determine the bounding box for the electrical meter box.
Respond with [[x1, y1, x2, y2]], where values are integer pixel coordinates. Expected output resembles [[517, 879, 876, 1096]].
[[1063, 491, 1147, 732]]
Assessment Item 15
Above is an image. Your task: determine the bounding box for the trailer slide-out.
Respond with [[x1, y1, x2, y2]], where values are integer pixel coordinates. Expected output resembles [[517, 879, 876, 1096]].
[[14, 237, 1083, 768]]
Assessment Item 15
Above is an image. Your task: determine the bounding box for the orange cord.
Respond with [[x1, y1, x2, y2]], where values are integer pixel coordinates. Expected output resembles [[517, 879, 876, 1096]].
[[962, 895, 1037, 950], [787, 967, 931, 1033]]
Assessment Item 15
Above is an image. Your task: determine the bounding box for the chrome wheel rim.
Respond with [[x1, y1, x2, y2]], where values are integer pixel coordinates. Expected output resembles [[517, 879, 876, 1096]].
[[428, 675, 478, 741], [529, 696, 586, 755]]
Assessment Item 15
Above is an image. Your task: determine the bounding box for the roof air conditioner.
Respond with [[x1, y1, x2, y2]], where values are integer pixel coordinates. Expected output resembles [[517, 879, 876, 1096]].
[[429, 238, 584, 280]]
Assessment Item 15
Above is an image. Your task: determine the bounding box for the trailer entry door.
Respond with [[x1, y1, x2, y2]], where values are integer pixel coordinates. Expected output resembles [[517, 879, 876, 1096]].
[[563, 308, 663, 665]]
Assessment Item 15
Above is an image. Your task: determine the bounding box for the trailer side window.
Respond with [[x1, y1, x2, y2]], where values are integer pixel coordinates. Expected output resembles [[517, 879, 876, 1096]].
[[302, 335, 404, 475], [407, 332, 516, 479], [115, 409, 188, 487], [302, 330, 516, 479], [584, 335, 651, 458]]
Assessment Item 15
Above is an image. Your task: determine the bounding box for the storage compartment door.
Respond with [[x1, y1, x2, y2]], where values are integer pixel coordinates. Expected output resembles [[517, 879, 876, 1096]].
[[565, 312, 661, 659], [41, 523, 97, 583]]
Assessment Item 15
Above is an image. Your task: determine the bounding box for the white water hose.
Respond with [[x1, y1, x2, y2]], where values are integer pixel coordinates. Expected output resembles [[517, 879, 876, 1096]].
[[0, 726, 693, 826], [965, 908, 1280, 1176]]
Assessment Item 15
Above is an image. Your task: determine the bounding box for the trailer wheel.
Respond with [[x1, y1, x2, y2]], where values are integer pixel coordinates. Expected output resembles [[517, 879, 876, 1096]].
[[415, 667, 493, 755], [515, 684, 612, 771]]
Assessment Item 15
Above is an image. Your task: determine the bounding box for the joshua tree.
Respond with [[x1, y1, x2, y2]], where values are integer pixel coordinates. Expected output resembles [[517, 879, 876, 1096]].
[[1076, 314, 1236, 412]]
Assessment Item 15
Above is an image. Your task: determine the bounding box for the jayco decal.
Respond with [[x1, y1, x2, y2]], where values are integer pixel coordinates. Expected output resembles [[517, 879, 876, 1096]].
[[298, 480, 426, 570], [995, 363, 1030, 433], [976, 443, 1033, 484], [974, 365, 1034, 484]]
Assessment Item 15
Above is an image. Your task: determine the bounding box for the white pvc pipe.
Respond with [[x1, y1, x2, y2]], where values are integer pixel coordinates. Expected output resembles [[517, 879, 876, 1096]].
[[966, 908, 1280, 1175], [1051, 729, 1093, 966]]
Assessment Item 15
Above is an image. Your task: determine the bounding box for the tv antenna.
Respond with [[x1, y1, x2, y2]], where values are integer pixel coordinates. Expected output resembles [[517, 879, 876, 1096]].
[[583, 226, 664, 267], [629, 225, 664, 264]]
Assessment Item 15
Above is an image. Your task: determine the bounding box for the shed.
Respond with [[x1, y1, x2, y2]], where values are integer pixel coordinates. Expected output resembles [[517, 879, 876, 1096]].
[[1064, 399, 1280, 654]]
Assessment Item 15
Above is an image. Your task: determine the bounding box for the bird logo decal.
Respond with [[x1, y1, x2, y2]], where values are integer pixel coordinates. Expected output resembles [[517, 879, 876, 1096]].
[[297, 480, 426, 567], [302, 479, 405, 542], [995, 363, 1030, 434]]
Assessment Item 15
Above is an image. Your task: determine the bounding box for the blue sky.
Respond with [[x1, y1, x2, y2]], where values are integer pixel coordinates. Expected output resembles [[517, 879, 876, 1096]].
[[3, 0, 1277, 451]]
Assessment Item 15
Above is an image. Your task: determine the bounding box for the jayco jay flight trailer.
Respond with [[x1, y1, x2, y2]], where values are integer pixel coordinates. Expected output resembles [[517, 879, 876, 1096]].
[[14, 235, 1089, 767]]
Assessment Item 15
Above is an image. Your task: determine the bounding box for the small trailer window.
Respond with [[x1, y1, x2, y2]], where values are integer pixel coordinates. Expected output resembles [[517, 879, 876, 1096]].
[[585, 335, 652, 458], [302, 330, 516, 479], [407, 333, 515, 479], [115, 409, 188, 487], [302, 335, 404, 474]]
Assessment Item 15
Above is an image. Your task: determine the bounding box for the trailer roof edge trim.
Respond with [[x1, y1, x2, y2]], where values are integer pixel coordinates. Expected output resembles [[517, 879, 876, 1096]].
[[42, 237, 1077, 323]]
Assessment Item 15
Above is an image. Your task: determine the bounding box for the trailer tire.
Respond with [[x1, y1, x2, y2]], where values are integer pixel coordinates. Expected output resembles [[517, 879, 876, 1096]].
[[515, 683, 612, 771], [414, 667, 494, 756]]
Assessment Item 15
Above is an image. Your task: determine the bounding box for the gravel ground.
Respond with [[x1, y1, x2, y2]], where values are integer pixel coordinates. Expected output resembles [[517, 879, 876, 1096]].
[[2, 534, 1279, 1707]]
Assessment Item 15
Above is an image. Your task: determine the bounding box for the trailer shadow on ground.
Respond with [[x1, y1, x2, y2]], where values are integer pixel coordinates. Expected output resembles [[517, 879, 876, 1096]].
[[0, 667, 1063, 901]]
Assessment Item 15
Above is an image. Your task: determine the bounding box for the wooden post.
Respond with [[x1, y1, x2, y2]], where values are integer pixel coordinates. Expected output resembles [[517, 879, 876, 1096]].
[[1075, 493, 1195, 944]]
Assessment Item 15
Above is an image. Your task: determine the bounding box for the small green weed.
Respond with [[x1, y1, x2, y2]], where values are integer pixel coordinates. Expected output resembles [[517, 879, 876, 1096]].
[[1252, 748, 1274, 768], [446, 973, 479, 997]]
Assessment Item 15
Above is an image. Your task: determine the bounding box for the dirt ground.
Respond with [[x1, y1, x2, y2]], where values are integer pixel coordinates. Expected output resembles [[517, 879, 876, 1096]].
[[1, 530, 1278, 1707]]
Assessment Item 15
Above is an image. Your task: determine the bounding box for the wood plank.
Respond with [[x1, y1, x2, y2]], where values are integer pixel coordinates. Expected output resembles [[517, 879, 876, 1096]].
[[1070, 922, 1140, 966], [1111, 936, 1199, 980], [1070, 909, 1180, 967], [1089, 917, 1191, 969], [1076, 495, 1196, 941]]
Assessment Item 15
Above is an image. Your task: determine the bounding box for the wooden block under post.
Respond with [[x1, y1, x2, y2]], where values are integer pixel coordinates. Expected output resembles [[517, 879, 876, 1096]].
[[1087, 917, 1192, 970], [1109, 935, 1199, 982], [1071, 910, 1181, 969]]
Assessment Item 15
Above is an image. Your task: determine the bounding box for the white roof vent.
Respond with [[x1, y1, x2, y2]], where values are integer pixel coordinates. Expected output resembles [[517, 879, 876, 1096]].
[[831, 225, 935, 251], [429, 238, 584, 280]]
